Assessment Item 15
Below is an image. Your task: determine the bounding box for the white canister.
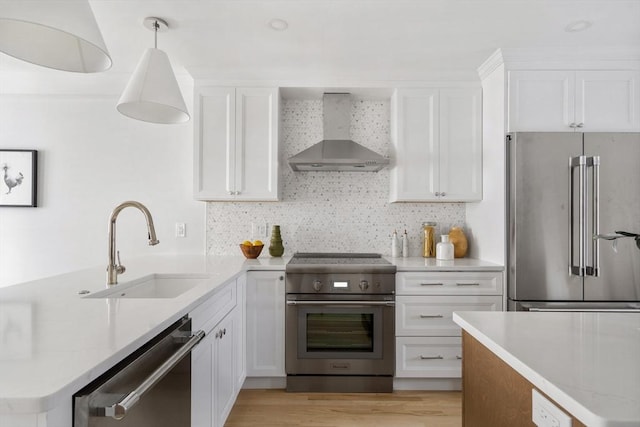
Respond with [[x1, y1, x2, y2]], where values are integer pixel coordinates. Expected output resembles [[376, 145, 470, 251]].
[[436, 235, 454, 260]]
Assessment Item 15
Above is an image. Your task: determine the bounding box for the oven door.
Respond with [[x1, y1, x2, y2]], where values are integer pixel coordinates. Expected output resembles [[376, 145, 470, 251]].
[[285, 296, 395, 376]]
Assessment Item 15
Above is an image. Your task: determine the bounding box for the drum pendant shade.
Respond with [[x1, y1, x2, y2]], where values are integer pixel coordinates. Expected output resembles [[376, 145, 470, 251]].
[[0, 0, 111, 73]]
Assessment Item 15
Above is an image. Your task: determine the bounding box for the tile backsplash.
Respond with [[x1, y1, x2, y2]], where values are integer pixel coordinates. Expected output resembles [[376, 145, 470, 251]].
[[206, 98, 465, 257]]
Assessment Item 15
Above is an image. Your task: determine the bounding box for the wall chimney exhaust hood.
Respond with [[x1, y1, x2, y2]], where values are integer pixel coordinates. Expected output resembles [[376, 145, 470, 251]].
[[288, 93, 389, 172]]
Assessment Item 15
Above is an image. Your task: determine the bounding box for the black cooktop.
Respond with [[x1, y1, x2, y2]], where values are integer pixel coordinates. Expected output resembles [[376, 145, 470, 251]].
[[289, 252, 392, 265]]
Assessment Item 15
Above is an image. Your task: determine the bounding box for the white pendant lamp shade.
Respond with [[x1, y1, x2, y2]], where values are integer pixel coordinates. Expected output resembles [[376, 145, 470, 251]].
[[117, 17, 189, 124], [0, 0, 111, 73], [117, 47, 190, 124]]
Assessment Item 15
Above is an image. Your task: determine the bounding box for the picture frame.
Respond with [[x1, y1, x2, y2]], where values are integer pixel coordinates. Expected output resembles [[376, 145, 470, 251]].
[[0, 149, 38, 207]]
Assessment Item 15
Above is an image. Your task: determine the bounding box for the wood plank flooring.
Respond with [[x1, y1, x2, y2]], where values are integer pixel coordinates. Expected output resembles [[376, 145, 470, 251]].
[[225, 389, 462, 427]]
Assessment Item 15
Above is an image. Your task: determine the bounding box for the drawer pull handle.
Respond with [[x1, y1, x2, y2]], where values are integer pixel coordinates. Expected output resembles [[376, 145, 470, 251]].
[[420, 282, 444, 286], [456, 282, 480, 286], [419, 355, 444, 360], [456, 355, 462, 360], [419, 314, 444, 319]]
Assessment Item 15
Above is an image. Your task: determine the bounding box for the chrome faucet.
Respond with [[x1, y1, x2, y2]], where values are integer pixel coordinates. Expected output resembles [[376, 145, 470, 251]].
[[107, 201, 160, 285]]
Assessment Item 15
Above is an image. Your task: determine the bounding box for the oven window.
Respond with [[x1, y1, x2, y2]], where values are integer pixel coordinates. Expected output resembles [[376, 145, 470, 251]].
[[295, 306, 385, 359], [306, 313, 374, 352]]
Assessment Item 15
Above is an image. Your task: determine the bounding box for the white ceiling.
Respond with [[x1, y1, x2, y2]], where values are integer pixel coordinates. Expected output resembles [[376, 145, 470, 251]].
[[2, 0, 640, 87]]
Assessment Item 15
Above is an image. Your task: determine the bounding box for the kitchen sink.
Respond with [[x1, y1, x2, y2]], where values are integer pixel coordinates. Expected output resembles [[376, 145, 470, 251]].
[[83, 274, 211, 299]]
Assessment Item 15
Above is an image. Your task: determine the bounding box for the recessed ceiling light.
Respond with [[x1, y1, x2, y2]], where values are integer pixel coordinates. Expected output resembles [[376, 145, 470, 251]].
[[269, 18, 288, 31], [565, 20, 593, 32]]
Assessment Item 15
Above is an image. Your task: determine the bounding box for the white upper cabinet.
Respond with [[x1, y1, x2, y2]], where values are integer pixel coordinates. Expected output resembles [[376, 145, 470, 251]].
[[194, 87, 280, 201], [390, 87, 482, 202], [509, 70, 640, 132]]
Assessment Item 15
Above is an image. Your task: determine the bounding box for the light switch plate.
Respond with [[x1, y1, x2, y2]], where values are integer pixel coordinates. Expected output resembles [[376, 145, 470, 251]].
[[175, 222, 186, 238], [532, 389, 572, 427]]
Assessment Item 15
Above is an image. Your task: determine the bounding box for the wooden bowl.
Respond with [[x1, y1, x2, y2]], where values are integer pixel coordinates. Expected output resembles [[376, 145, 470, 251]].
[[240, 244, 264, 259]]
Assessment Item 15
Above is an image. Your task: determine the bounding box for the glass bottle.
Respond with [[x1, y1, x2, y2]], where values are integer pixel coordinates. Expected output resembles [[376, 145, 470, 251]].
[[422, 222, 436, 257]]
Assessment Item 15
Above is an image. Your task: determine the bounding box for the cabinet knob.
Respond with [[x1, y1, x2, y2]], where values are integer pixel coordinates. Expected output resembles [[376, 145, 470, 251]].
[[440, 192, 446, 197], [435, 192, 440, 197], [569, 123, 577, 128], [279, 275, 284, 281], [576, 123, 584, 128]]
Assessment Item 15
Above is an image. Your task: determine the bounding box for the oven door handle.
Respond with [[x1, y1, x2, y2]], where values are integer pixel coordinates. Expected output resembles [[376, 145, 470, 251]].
[[286, 300, 395, 306], [102, 330, 205, 420]]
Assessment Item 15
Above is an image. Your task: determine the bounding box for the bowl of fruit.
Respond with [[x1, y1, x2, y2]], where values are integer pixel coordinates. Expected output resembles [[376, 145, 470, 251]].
[[240, 240, 264, 259]]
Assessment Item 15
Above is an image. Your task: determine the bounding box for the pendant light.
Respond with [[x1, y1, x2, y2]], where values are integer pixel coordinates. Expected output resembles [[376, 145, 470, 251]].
[[116, 17, 190, 124], [0, 0, 111, 73]]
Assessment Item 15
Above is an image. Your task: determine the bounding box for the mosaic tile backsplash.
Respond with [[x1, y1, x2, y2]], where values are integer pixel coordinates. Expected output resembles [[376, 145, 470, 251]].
[[206, 99, 465, 257]]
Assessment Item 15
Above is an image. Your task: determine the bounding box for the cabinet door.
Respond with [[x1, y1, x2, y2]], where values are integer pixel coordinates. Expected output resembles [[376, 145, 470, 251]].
[[234, 274, 246, 391], [234, 87, 280, 200], [576, 70, 640, 131], [509, 70, 575, 131], [390, 88, 439, 201], [214, 314, 236, 427], [439, 88, 482, 201], [191, 332, 213, 427], [246, 271, 285, 377], [194, 87, 236, 200]]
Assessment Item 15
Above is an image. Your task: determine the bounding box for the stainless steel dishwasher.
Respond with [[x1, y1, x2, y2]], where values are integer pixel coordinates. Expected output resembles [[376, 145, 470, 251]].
[[74, 316, 204, 427]]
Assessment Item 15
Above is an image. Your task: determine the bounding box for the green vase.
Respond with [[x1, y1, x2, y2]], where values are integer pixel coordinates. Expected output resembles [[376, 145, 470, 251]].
[[268, 225, 284, 257]]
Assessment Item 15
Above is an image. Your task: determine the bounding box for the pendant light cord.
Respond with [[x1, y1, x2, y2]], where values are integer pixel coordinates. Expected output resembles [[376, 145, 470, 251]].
[[153, 20, 159, 49]]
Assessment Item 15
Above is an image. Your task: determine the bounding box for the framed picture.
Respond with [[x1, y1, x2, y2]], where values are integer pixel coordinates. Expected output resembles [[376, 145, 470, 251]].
[[0, 150, 38, 207]]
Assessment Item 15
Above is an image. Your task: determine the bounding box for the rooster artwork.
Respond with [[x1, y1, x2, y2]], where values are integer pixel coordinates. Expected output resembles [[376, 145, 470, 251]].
[[2, 164, 24, 195], [0, 150, 37, 207]]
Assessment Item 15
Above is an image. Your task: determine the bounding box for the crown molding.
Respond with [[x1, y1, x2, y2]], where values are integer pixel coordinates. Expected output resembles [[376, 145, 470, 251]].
[[477, 46, 640, 80]]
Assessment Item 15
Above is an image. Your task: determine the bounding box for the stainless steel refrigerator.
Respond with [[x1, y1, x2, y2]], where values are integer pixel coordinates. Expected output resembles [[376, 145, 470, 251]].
[[507, 132, 640, 311]]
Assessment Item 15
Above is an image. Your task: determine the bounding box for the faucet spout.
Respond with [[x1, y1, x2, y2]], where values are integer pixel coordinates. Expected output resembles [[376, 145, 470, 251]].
[[107, 201, 160, 285]]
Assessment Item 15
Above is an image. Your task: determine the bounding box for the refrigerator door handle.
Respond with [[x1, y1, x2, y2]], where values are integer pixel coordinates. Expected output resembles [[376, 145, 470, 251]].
[[569, 156, 587, 276], [588, 156, 600, 276]]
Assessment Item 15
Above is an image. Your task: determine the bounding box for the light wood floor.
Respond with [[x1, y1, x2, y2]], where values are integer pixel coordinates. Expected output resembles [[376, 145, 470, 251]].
[[225, 389, 462, 427]]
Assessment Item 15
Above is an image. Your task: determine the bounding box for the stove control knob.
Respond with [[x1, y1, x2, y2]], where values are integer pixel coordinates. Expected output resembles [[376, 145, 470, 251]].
[[312, 280, 323, 292], [359, 280, 369, 291]]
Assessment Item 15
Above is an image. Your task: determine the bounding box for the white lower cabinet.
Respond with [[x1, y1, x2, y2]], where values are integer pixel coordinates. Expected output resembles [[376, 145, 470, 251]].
[[245, 271, 286, 383], [395, 271, 503, 384], [191, 277, 245, 427]]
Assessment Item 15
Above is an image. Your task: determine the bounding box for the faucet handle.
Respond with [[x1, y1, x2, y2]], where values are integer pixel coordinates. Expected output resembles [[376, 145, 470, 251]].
[[116, 250, 126, 274]]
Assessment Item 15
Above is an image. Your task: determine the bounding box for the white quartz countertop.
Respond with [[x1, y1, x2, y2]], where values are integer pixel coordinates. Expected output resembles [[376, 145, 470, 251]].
[[0, 254, 286, 414], [453, 311, 640, 427], [0, 253, 501, 415], [389, 256, 503, 271]]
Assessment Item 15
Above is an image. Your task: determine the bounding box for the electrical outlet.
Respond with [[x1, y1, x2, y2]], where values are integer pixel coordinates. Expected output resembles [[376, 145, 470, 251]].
[[175, 223, 186, 238], [532, 389, 571, 427], [251, 222, 268, 238]]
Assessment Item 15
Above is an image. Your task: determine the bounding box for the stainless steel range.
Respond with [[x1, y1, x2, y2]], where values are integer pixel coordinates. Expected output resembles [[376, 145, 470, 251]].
[[285, 252, 396, 392]]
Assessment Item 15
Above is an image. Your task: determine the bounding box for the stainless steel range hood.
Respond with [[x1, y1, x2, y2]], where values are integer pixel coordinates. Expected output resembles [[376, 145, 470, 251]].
[[288, 93, 389, 172]]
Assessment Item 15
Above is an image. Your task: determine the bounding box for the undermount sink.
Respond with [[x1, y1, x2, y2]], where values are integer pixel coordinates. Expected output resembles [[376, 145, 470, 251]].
[[83, 274, 211, 299]]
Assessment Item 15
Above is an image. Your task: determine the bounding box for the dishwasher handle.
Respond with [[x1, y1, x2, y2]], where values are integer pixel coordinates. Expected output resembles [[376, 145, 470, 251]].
[[104, 330, 205, 420]]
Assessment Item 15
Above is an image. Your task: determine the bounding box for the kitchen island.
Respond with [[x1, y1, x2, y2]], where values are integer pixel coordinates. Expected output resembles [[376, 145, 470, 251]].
[[453, 311, 640, 427]]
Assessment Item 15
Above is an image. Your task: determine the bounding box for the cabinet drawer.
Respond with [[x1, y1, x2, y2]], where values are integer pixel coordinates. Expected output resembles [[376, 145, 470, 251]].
[[190, 280, 237, 334], [395, 337, 461, 378], [397, 271, 503, 295], [396, 295, 502, 336]]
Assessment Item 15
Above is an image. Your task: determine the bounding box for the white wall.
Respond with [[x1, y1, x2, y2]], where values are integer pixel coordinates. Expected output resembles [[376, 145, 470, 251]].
[[465, 64, 506, 264], [0, 87, 205, 287]]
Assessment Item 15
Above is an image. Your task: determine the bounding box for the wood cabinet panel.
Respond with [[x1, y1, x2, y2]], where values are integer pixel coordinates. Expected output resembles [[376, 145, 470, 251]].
[[462, 332, 586, 427]]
